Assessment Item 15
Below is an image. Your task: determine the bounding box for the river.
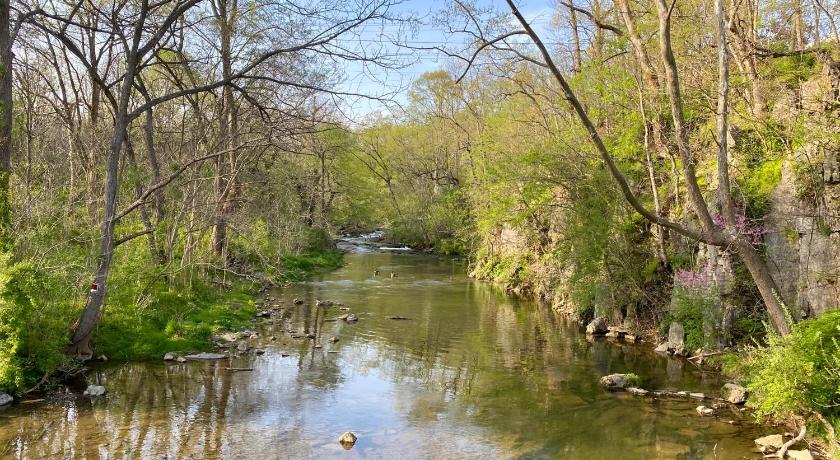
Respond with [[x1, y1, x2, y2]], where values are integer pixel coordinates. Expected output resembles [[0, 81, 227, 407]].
[[0, 250, 767, 459]]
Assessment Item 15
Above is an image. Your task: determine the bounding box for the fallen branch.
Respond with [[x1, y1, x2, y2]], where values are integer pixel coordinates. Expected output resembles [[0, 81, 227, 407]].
[[687, 351, 726, 361], [775, 425, 806, 458], [225, 367, 254, 372]]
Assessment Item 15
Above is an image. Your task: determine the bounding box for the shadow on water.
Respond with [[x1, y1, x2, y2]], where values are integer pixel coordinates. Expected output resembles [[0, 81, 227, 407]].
[[0, 252, 767, 459]]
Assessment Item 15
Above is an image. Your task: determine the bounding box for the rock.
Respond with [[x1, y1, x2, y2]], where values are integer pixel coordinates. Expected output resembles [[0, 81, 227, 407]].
[[787, 449, 814, 460], [667, 322, 687, 355], [696, 405, 714, 416], [344, 313, 358, 323], [626, 387, 648, 396], [97, 355, 108, 361], [293, 298, 304, 305], [270, 336, 277, 341], [586, 317, 608, 335], [255, 349, 266, 355], [237, 342, 250, 353], [338, 432, 357, 449], [306, 333, 316, 339], [83, 385, 106, 397], [329, 336, 339, 343], [184, 352, 227, 360], [255, 311, 270, 318], [654, 342, 670, 353], [722, 383, 748, 405], [0, 393, 12, 406], [689, 392, 705, 399], [624, 334, 640, 342], [754, 434, 784, 453], [599, 373, 640, 390], [163, 352, 176, 361], [176, 356, 187, 363]]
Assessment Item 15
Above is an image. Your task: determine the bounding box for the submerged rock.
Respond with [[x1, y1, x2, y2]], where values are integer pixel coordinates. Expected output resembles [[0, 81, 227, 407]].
[[586, 317, 608, 335], [185, 352, 226, 360], [599, 373, 640, 390], [0, 393, 12, 406], [338, 431, 357, 449], [722, 383, 748, 405], [83, 385, 106, 397]]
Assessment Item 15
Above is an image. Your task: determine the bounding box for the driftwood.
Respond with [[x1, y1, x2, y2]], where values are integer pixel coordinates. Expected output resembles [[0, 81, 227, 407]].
[[225, 367, 254, 372], [773, 425, 806, 458]]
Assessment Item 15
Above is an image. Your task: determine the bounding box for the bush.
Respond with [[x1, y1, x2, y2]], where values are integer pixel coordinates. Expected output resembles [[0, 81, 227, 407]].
[[725, 312, 840, 430], [0, 255, 76, 394], [661, 284, 722, 351]]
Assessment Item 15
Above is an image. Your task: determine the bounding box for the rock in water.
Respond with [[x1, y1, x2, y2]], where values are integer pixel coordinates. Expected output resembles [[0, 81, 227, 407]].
[[722, 383, 748, 404], [176, 356, 187, 363], [626, 387, 648, 396], [345, 313, 358, 323], [754, 434, 784, 453], [184, 352, 227, 360], [0, 393, 12, 406], [83, 385, 106, 397], [338, 432, 357, 449], [654, 342, 670, 353], [237, 342, 250, 353], [163, 352, 176, 361], [293, 298, 304, 305], [696, 405, 714, 416], [585, 317, 608, 335], [599, 373, 640, 390]]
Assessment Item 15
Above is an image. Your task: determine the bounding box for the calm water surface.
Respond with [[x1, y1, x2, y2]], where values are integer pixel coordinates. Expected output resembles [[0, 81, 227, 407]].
[[0, 252, 767, 459]]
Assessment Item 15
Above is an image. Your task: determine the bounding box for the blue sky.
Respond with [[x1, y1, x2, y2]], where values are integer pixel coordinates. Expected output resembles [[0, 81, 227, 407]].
[[335, 0, 560, 119]]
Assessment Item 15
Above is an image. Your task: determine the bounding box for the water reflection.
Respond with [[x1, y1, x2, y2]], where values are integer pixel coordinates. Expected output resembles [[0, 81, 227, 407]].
[[0, 253, 764, 459]]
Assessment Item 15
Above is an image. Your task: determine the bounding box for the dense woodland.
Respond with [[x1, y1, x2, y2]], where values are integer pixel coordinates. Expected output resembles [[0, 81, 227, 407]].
[[0, 0, 839, 454]]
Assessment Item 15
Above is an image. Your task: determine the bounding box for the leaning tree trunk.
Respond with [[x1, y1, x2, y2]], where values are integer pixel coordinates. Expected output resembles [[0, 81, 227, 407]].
[[67, 50, 137, 358]]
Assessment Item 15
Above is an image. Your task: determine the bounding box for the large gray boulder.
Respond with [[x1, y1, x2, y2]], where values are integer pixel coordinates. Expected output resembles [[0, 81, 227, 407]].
[[0, 393, 12, 406], [586, 317, 608, 335], [722, 383, 748, 404]]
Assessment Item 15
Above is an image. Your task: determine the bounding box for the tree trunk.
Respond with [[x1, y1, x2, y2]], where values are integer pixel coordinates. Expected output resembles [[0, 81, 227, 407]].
[[0, 0, 13, 249]]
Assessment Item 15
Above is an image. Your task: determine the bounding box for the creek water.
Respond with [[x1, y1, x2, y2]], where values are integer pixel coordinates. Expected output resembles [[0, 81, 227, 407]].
[[0, 251, 768, 459]]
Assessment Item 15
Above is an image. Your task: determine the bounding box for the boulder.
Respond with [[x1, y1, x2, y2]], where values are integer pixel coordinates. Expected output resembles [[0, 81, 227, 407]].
[[237, 342, 250, 353], [345, 313, 358, 323], [83, 385, 106, 397], [599, 373, 640, 390], [667, 322, 687, 356], [754, 434, 784, 453], [654, 342, 670, 353], [163, 352, 176, 361], [722, 383, 748, 405], [176, 356, 187, 363], [787, 450, 814, 460], [184, 352, 227, 360], [586, 317, 609, 335], [0, 393, 12, 406], [338, 432, 357, 450], [696, 405, 714, 416]]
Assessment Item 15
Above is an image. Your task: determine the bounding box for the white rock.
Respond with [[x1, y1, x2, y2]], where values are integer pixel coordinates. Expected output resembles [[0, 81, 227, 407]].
[[184, 352, 227, 360], [696, 405, 713, 416], [754, 434, 784, 452], [163, 352, 176, 361], [0, 393, 12, 406], [627, 387, 649, 396], [83, 385, 106, 397], [176, 356, 187, 363], [787, 449, 814, 460]]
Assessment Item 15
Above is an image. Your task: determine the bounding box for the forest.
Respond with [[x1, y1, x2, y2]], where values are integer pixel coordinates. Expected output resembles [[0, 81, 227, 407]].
[[0, 0, 838, 457]]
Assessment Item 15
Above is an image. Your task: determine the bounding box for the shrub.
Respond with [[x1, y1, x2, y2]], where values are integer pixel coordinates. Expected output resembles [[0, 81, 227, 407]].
[[725, 311, 840, 431]]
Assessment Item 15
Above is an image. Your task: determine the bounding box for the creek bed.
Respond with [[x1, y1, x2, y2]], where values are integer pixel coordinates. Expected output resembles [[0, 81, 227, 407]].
[[0, 252, 768, 459]]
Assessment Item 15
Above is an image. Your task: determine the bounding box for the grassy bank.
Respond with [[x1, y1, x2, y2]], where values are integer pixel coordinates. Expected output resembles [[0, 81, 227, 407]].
[[0, 244, 343, 395]]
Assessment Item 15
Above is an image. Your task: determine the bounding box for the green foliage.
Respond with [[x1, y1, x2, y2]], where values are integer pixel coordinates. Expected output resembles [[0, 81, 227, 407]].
[[725, 312, 840, 430], [625, 373, 642, 387], [0, 255, 76, 394], [661, 286, 722, 351]]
